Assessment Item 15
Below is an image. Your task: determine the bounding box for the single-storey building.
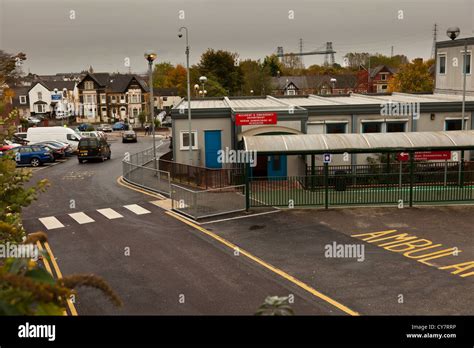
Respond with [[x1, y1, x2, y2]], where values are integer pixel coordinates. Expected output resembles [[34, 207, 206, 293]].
[[170, 93, 474, 177]]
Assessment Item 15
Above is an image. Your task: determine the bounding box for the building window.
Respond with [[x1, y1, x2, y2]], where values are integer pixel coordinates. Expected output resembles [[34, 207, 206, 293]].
[[111, 96, 116, 103], [19, 96, 27, 104], [381, 85, 388, 90], [445, 119, 462, 131], [37, 92, 42, 101], [180, 131, 198, 150], [462, 52, 471, 74], [36, 104, 45, 113], [362, 122, 382, 133], [286, 89, 296, 96], [100, 94, 106, 104], [85, 81, 94, 90], [85, 95, 94, 104], [438, 55, 446, 74], [380, 74, 387, 81], [326, 123, 347, 134], [132, 108, 139, 117], [386, 122, 406, 132]]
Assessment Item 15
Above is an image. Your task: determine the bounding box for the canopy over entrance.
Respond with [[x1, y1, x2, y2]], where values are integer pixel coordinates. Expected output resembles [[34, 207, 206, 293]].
[[243, 130, 474, 155]]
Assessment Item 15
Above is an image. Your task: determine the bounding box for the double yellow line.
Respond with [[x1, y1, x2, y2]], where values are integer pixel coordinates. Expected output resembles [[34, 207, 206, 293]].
[[36, 241, 78, 316]]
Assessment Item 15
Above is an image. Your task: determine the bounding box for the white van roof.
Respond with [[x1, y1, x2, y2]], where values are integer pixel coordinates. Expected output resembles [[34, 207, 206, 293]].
[[27, 126, 77, 134]]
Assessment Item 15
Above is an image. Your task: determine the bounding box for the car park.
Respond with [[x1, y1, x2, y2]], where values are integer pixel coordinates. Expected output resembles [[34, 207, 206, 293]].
[[77, 137, 111, 163], [4, 145, 55, 167], [112, 122, 129, 131], [122, 130, 137, 143]]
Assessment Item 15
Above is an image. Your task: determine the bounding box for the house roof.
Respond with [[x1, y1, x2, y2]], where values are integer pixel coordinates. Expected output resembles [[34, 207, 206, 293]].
[[43, 81, 76, 91], [11, 87, 29, 107], [272, 74, 359, 90], [78, 73, 147, 92], [369, 65, 397, 78]]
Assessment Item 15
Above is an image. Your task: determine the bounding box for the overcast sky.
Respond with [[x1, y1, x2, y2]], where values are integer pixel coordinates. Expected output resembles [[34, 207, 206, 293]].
[[1, 0, 473, 75]]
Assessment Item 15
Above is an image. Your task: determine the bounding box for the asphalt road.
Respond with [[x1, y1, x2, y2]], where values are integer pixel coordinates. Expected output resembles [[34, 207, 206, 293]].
[[21, 134, 344, 315]]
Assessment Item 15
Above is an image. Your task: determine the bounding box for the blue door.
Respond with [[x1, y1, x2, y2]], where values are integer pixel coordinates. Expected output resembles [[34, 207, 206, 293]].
[[267, 155, 287, 177], [204, 130, 222, 168]]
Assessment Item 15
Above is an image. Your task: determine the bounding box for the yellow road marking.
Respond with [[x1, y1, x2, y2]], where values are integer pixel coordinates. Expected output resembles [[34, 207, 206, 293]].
[[43, 242, 78, 316], [165, 211, 359, 316], [116, 176, 165, 199]]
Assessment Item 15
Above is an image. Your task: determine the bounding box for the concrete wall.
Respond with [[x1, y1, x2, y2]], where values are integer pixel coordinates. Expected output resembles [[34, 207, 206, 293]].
[[173, 117, 232, 167]]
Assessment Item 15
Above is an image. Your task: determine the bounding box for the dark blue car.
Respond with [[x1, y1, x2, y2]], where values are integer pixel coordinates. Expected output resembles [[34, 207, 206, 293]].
[[78, 123, 94, 131], [7, 145, 55, 167], [112, 122, 129, 131]]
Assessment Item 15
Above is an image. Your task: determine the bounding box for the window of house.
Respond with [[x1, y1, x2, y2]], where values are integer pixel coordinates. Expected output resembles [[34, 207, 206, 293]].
[[100, 94, 106, 103], [381, 85, 388, 90], [37, 104, 45, 113], [85, 81, 94, 90], [162, 97, 168, 102], [132, 108, 139, 117], [19, 96, 27, 104], [438, 55, 446, 74], [37, 92, 42, 101], [286, 89, 296, 96], [462, 52, 471, 74], [326, 123, 347, 134], [380, 74, 387, 81], [85, 95, 93, 104], [386, 121, 407, 132], [445, 119, 462, 131], [180, 131, 198, 150], [111, 96, 116, 103], [362, 122, 382, 133]]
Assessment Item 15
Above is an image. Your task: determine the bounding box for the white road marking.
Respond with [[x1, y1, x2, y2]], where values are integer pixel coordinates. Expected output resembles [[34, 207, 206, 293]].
[[39, 216, 65, 230], [124, 204, 151, 215], [69, 212, 95, 224], [97, 208, 123, 219]]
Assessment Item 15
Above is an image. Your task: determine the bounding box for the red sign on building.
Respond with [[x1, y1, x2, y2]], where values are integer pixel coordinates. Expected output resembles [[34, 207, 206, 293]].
[[235, 112, 277, 126], [396, 151, 452, 162]]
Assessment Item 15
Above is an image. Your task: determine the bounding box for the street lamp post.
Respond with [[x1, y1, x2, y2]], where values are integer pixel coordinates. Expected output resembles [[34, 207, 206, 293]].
[[199, 76, 207, 98], [179, 27, 193, 165], [447, 27, 467, 130], [144, 50, 157, 170]]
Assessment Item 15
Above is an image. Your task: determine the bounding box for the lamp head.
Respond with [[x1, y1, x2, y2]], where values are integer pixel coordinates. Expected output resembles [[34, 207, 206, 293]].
[[144, 50, 157, 62], [199, 76, 207, 84], [446, 27, 460, 40]]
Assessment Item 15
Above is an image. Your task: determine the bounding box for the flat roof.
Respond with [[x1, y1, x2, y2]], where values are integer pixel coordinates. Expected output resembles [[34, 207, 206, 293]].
[[173, 93, 474, 111], [243, 130, 474, 155]]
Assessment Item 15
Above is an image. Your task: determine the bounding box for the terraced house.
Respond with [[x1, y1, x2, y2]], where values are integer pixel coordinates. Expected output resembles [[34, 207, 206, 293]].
[[76, 73, 149, 124]]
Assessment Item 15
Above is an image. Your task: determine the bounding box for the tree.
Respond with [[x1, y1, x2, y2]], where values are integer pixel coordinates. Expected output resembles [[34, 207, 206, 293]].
[[197, 49, 243, 95], [262, 55, 283, 77], [152, 62, 173, 88], [239, 59, 273, 96], [0, 50, 26, 86], [138, 111, 147, 128], [163, 64, 187, 96], [255, 296, 294, 316], [388, 58, 435, 93]]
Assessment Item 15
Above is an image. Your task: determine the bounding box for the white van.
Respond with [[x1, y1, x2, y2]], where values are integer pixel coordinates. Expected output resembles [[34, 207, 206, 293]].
[[27, 127, 82, 152]]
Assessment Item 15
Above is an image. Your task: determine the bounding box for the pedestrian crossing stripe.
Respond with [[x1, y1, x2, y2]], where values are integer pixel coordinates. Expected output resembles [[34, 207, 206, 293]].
[[124, 204, 151, 215], [39, 216, 65, 230], [69, 212, 95, 224], [97, 208, 123, 219]]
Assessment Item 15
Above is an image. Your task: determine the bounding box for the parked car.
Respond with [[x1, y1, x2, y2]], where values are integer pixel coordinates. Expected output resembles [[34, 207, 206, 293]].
[[77, 123, 94, 132], [27, 116, 41, 125], [97, 124, 113, 132], [26, 126, 81, 152], [79, 131, 107, 140], [4, 145, 55, 167], [122, 130, 137, 143], [34, 142, 65, 160], [13, 133, 29, 145], [77, 137, 111, 163], [112, 122, 129, 131], [38, 140, 74, 157]]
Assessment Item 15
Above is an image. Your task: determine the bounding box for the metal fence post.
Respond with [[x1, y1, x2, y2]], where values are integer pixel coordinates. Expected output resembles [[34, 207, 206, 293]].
[[245, 162, 250, 211], [409, 152, 414, 207], [311, 155, 315, 191], [324, 162, 329, 209]]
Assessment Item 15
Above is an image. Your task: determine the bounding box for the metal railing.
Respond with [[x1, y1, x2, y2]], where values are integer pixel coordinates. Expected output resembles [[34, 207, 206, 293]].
[[122, 144, 171, 196], [250, 163, 474, 208], [171, 184, 246, 219], [159, 154, 244, 189]]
